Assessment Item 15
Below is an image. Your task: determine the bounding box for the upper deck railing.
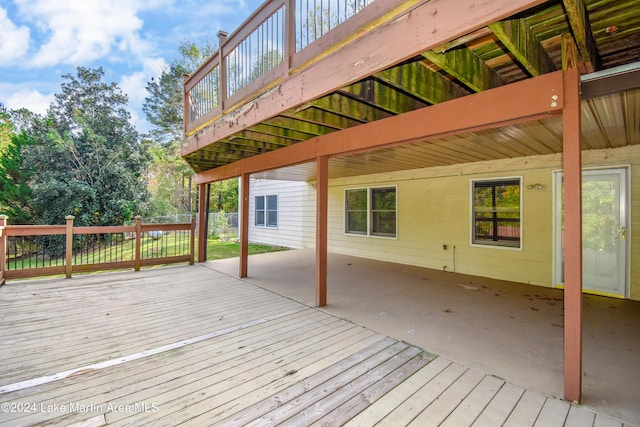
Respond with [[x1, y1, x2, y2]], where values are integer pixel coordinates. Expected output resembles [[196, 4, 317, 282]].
[[183, 0, 376, 136]]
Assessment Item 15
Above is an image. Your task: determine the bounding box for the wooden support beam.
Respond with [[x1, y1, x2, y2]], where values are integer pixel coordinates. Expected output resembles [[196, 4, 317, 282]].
[[257, 118, 339, 138], [562, 0, 599, 72], [299, 93, 393, 123], [196, 71, 563, 184], [218, 31, 229, 109], [562, 44, 583, 402], [489, 18, 554, 76], [233, 130, 299, 148], [197, 183, 209, 263], [316, 156, 328, 307], [338, 78, 428, 115], [422, 47, 504, 93], [285, 109, 363, 130], [239, 173, 250, 278], [375, 61, 470, 105]]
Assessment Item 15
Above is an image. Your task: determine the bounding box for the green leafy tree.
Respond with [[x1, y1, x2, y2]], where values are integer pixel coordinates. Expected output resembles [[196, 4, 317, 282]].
[[0, 106, 35, 223], [23, 67, 149, 226]]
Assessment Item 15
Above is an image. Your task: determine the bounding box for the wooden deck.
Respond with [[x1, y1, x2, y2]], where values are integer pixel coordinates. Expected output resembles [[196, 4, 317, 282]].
[[0, 265, 632, 426]]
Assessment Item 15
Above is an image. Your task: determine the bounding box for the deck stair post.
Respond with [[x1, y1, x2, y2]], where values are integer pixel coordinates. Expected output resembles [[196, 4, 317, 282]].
[[134, 216, 142, 271], [64, 215, 74, 278]]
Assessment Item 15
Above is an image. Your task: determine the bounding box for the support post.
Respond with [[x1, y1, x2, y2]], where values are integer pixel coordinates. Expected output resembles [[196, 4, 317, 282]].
[[65, 215, 75, 278], [218, 30, 229, 111], [316, 156, 328, 307], [562, 65, 583, 403], [0, 215, 7, 286], [182, 73, 191, 135], [134, 216, 142, 271], [284, 0, 295, 76], [239, 173, 250, 278], [189, 217, 196, 265], [197, 183, 209, 262]]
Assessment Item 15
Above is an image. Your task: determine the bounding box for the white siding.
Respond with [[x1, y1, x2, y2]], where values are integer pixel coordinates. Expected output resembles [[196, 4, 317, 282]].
[[248, 179, 316, 249]]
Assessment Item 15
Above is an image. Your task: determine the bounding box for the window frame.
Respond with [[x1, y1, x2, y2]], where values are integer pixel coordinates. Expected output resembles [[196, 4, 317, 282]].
[[254, 194, 278, 228], [470, 177, 522, 250], [344, 185, 397, 238]]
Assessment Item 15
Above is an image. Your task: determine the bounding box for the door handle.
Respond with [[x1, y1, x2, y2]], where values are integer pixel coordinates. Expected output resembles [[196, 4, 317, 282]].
[[616, 226, 626, 239]]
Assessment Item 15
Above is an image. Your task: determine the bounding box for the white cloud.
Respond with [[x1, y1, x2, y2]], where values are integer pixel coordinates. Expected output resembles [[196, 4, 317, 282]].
[[13, 0, 152, 67], [119, 57, 168, 133], [0, 7, 31, 64], [0, 86, 53, 115]]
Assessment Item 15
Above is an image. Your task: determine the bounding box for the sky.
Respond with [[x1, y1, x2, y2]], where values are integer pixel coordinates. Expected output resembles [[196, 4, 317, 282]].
[[0, 0, 264, 133]]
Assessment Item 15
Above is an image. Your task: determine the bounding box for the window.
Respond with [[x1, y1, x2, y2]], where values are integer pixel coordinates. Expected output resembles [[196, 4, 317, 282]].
[[345, 186, 396, 237], [255, 195, 277, 227], [472, 178, 521, 248], [345, 189, 367, 234]]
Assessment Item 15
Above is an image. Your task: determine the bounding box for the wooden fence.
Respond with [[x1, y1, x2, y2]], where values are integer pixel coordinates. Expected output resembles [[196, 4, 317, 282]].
[[0, 215, 195, 284]]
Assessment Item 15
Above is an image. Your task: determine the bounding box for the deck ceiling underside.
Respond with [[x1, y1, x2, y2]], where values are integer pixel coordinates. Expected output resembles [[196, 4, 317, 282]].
[[184, 0, 640, 180]]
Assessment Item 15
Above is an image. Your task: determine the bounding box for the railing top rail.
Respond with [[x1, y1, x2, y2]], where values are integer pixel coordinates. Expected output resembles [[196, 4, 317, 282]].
[[6, 225, 67, 236], [141, 223, 194, 231], [73, 225, 136, 234]]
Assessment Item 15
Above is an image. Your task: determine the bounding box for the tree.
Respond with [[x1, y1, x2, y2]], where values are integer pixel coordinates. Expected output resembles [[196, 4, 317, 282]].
[[0, 106, 34, 223], [143, 63, 188, 147], [23, 67, 149, 226], [143, 41, 240, 215]]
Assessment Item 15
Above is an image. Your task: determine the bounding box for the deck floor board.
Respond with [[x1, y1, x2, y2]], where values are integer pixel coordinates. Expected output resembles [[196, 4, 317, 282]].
[[0, 265, 628, 426]]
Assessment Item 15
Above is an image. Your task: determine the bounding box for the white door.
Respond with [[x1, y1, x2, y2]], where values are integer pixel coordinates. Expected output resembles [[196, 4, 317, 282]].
[[554, 168, 628, 297]]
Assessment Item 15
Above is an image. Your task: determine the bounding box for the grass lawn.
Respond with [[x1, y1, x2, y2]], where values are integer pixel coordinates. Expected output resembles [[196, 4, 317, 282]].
[[203, 239, 288, 260]]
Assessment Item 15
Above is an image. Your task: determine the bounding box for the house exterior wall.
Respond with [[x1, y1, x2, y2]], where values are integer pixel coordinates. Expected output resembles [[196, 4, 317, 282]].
[[327, 158, 554, 288], [248, 179, 316, 249], [328, 145, 639, 300], [248, 145, 639, 300]]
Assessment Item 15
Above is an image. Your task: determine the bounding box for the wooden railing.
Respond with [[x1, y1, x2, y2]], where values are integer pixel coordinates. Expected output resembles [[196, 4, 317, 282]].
[[0, 215, 195, 283], [183, 0, 377, 135]]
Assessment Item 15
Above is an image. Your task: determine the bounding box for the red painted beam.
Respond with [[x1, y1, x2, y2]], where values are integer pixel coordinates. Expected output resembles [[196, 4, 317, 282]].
[[239, 173, 250, 278], [316, 156, 328, 307], [196, 71, 563, 184], [197, 183, 209, 263], [562, 67, 583, 403]]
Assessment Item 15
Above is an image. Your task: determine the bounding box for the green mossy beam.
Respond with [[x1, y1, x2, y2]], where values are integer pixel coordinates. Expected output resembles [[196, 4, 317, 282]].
[[489, 19, 554, 77], [422, 47, 504, 93]]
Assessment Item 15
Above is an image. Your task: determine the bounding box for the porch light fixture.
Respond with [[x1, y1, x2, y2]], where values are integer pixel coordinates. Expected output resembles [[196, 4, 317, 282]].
[[527, 183, 544, 190]]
